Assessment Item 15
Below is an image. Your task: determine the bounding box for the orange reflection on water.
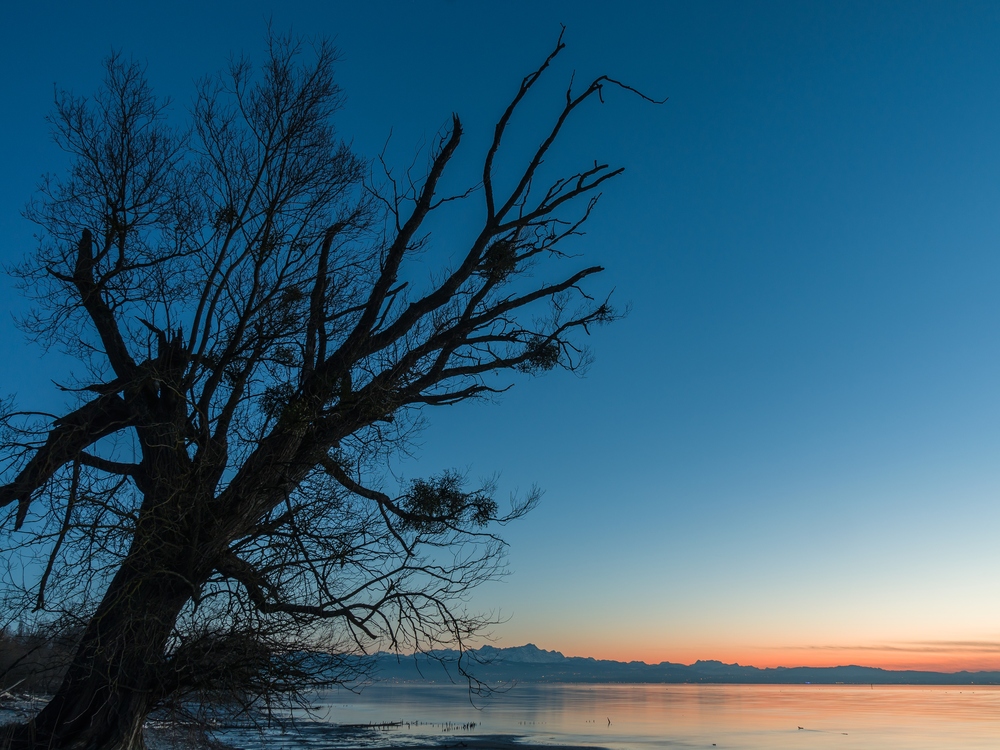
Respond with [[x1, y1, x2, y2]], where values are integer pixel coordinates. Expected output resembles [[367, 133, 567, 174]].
[[567, 685, 1000, 750], [528, 684, 1000, 749], [316, 683, 1000, 749]]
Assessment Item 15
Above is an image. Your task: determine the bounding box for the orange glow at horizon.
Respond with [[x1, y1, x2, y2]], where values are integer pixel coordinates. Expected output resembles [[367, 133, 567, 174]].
[[541, 641, 1000, 674]]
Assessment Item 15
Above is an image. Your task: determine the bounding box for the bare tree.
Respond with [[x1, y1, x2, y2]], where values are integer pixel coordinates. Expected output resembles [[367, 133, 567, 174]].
[[0, 28, 653, 750]]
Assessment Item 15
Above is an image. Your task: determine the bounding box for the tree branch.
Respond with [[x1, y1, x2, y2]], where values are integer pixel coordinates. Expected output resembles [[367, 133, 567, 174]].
[[0, 393, 131, 529]]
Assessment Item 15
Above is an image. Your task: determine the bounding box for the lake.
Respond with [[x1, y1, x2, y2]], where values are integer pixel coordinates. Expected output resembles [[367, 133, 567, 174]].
[[214, 682, 1000, 750]]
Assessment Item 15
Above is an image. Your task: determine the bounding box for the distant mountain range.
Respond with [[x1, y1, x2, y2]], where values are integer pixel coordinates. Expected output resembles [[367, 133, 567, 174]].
[[369, 643, 1000, 685]]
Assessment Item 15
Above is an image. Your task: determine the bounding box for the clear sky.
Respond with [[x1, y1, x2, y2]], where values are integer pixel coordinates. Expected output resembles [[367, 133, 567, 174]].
[[3, 0, 1000, 672]]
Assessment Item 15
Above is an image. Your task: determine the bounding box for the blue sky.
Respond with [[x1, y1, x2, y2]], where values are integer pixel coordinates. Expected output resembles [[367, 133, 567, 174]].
[[3, 0, 1000, 669]]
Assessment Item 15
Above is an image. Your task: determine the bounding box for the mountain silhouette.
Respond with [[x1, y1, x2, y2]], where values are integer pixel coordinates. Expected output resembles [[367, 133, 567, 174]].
[[369, 644, 1000, 685]]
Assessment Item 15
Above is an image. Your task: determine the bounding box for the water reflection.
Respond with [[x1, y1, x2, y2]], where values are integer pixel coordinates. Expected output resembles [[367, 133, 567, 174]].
[[229, 683, 1000, 750]]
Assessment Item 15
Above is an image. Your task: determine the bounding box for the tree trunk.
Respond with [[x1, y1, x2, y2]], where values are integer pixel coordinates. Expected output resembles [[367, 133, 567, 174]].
[[2, 550, 194, 750]]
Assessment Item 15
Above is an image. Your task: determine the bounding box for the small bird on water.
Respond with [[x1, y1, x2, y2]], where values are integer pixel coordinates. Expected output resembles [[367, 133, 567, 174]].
[[607, 717, 611, 726]]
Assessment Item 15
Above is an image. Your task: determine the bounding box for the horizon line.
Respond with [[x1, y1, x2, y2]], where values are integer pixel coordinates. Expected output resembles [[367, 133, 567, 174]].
[[385, 643, 1000, 676]]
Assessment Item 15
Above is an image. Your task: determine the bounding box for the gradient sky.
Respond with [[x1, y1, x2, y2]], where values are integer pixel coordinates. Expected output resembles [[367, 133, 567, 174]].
[[3, 0, 1000, 672]]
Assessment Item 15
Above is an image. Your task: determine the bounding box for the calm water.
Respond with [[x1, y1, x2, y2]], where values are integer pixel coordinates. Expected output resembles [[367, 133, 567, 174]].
[[217, 682, 1000, 750]]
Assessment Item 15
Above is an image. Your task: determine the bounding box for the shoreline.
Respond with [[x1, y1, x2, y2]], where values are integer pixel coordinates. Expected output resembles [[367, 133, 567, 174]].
[[343, 739, 608, 750]]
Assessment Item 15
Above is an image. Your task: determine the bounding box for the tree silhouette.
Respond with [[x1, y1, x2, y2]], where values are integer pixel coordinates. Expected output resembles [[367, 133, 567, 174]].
[[0, 29, 653, 750]]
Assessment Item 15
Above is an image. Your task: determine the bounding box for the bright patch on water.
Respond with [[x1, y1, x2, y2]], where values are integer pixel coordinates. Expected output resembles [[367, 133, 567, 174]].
[[215, 683, 1000, 750]]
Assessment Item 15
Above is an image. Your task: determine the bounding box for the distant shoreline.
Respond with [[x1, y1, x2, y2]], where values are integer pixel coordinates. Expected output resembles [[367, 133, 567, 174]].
[[369, 644, 1000, 686], [324, 739, 610, 750]]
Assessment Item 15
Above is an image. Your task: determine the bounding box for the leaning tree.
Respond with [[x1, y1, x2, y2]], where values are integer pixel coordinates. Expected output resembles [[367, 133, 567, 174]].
[[0, 29, 653, 750]]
